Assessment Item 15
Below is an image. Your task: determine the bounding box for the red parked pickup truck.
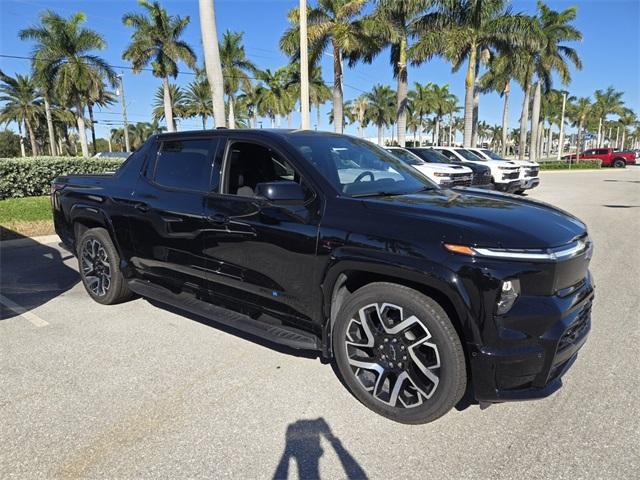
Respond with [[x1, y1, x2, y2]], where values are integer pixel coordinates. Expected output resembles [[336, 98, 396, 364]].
[[563, 148, 637, 167]]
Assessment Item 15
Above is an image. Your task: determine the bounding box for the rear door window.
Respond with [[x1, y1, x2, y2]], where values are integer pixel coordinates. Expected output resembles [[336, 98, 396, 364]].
[[153, 138, 219, 191]]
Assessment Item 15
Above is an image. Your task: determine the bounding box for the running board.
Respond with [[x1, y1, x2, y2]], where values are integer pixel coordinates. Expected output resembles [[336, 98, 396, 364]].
[[127, 279, 320, 351]]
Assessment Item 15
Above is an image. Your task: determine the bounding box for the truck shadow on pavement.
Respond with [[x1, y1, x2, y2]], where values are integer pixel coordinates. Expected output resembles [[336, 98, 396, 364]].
[[0, 231, 79, 320], [272, 417, 368, 480]]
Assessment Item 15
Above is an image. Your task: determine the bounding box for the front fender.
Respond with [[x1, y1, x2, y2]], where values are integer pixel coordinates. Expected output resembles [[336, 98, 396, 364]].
[[320, 248, 481, 346]]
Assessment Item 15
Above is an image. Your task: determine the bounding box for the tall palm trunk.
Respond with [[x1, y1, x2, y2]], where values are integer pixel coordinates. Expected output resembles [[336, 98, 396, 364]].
[[546, 124, 553, 158], [621, 130, 626, 150], [396, 37, 408, 147], [287, 112, 291, 128], [529, 80, 542, 161], [316, 103, 321, 131], [332, 41, 343, 133], [88, 103, 97, 155], [270, 115, 275, 128], [537, 121, 544, 159], [198, 0, 226, 128], [501, 81, 510, 157], [418, 114, 423, 146], [162, 77, 175, 132], [596, 117, 602, 146], [75, 101, 89, 157], [557, 93, 567, 160], [228, 95, 235, 128], [576, 117, 584, 160], [434, 117, 440, 146], [463, 43, 477, 147], [471, 58, 480, 147], [18, 121, 26, 157], [518, 77, 531, 160], [201, 114, 207, 130], [377, 125, 383, 145], [24, 114, 38, 156], [43, 94, 57, 156]]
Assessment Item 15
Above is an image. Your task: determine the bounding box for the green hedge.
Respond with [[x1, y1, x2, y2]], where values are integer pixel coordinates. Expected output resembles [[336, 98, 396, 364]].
[[538, 159, 602, 170], [0, 156, 124, 199]]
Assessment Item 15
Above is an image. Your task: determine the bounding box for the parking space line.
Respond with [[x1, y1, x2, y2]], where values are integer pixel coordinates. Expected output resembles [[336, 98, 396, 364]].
[[0, 294, 49, 327]]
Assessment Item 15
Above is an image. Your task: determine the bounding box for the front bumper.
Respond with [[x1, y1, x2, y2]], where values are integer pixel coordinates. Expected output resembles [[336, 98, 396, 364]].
[[494, 179, 522, 192], [469, 272, 594, 403], [521, 176, 541, 190]]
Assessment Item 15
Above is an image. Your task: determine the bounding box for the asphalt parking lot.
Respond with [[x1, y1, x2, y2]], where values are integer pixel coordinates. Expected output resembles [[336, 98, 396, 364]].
[[1, 168, 639, 479]]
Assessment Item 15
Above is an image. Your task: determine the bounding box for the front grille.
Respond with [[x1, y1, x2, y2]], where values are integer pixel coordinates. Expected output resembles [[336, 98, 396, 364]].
[[558, 307, 591, 350], [472, 172, 492, 185], [502, 170, 520, 180], [525, 167, 540, 177], [451, 173, 472, 187]]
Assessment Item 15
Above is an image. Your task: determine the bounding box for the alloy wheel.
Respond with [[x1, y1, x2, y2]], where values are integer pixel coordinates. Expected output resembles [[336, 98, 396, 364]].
[[80, 238, 111, 297], [344, 302, 441, 409]]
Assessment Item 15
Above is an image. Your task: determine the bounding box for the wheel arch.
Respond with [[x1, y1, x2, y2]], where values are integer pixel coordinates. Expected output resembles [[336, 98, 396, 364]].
[[70, 205, 121, 255], [321, 260, 474, 358]]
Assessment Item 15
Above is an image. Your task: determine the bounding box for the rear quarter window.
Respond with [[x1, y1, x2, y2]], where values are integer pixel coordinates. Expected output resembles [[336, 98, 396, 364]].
[[153, 138, 219, 191]]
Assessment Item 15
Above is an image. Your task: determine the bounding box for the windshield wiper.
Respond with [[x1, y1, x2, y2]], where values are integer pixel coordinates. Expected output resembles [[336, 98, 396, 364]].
[[351, 191, 406, 198]]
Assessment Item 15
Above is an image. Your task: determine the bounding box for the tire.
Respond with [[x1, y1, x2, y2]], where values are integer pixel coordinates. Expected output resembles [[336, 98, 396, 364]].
[[77, 227, 133, 305], [612, 159, 626, 168], [514, 189, 526, 195], [332, 282, 467, 424]]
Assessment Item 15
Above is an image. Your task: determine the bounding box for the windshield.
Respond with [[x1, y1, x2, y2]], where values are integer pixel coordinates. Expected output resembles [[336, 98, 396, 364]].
[[481, 149, 506, 161], [385, 148, 425, 165], [285, 134, 436, 197], [457, 148, 485, 161], [412, 149, 455, 164]]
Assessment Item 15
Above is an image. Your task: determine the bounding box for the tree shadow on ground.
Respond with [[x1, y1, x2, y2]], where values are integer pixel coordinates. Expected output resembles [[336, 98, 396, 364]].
[[0, 229, 78, 320], [273, 417, 368, 480]]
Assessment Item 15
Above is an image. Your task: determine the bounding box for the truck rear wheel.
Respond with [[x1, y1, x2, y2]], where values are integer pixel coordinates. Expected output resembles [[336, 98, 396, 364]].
[[77, 227, 133, 305], [332, 282, 466, 424], [612, 159, 626, 168]]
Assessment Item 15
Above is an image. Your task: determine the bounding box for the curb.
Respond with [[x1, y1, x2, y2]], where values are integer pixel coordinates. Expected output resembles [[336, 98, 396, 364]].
[[0, 234, 61, 249], [540, 168, 635, 174]]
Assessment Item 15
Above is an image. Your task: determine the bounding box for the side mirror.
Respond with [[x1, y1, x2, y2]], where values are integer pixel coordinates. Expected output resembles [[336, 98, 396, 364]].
[[255, 181, 306, 203]]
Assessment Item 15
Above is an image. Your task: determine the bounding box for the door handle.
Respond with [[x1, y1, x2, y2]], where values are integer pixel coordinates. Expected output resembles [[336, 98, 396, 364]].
[[207, 213, 229, 225], [135, 202, 150, 213]]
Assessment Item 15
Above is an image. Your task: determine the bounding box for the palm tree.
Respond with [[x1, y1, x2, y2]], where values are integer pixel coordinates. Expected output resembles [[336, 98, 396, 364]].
[[280, 0, 368, 134], [255, 68, 294, 128], [408, 82, 434, 146], [528, 2, 582, 161], [593, 86, 625, 147], [152, 83, 186, 130], [422, 0, 539, 147], [429, 83, 457, 146], [219, 30, 258, 128], [568, 96, 591, 156], [198, 0, 226, 128], [123, 0, 196, 133], [365, 84, 395, 145], [362, 0, 438, 147], [0, 71, 42, 156], [86, 81, 116, 155], [19, 11, 115, 157], [237, 82, 260, 128], [348, 95, 369, 137], [617, 110, 637, 150], [185, 78, 213, 129]]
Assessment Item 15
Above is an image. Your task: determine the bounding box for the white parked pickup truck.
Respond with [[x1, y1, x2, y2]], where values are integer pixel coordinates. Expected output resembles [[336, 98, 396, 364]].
[[433, 147, 523, 193], [385, 147, 474, 188], [466, 148, 540, 194]]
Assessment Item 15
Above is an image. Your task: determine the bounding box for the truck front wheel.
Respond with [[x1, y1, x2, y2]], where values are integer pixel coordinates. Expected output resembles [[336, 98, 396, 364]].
[[77, 227, 133, 305], [332, 282, 467, 424]]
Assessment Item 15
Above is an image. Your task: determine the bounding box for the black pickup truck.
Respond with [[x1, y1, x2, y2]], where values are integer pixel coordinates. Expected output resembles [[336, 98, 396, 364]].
[[52, 130, 594, 424]]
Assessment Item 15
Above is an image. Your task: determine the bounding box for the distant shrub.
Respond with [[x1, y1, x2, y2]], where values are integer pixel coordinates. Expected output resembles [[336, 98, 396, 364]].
[[538, 159, 602, 170], [0, 156, 124, 199]]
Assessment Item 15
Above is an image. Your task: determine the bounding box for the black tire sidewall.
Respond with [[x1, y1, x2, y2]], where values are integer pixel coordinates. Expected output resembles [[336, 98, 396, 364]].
[[77, 228, 127, 305], [332, 283, 466, 424]]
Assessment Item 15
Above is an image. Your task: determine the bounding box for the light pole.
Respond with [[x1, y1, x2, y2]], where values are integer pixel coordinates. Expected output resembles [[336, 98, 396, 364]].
[[116, 74, 131, 152], [299, 0, 310, 129]]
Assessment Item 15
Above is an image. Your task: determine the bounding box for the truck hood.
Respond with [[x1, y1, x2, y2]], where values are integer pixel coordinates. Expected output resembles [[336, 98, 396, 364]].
[[413, 164, 472, 174], [362, 188, 586, 249]]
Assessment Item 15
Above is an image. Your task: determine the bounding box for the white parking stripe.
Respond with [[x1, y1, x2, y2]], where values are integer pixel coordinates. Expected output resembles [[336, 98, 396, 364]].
[[0, 294, 49, 327]]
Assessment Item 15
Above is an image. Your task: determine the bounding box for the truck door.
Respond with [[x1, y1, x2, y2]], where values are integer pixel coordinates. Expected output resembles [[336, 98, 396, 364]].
[[201, 138, 322, 322], [128, 136, 221, 293]]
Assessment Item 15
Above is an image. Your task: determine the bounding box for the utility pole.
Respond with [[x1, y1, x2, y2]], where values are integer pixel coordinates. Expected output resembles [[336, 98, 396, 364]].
[[299, 0, 310, 129], [557, 91, 567, 160], [116, 74, 131, 152]]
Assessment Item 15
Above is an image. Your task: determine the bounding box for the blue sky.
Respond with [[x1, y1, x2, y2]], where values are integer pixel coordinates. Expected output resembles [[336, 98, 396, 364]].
[[1, 0, 638, 140]]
